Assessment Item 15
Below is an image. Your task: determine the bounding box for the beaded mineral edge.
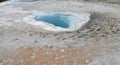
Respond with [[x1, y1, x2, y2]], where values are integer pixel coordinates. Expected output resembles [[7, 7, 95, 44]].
[[24, 12, 90, 31]]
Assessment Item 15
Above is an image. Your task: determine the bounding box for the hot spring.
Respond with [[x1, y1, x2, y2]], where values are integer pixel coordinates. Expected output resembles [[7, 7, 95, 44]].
[[34, 12, 79, 28], [25, 12, 90, 31]]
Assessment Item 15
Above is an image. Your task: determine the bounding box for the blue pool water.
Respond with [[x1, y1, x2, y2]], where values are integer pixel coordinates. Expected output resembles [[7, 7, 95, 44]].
[[34, 13, 77, 28]]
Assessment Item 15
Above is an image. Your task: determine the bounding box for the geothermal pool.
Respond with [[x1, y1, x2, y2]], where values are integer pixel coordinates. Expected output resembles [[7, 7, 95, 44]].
[[33, 12, 90, 31], [34, 13, 76, 28]]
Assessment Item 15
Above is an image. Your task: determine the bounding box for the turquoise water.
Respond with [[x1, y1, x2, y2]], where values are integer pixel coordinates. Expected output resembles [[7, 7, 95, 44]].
[[34, 13, 77, 28]]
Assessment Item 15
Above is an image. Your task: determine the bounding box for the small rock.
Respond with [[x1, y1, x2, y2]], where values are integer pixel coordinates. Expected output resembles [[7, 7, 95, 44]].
[[60, 49, 65, 52], [85, 59, 89, 63]]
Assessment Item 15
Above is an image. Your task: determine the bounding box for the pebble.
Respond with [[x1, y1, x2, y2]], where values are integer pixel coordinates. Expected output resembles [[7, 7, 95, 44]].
[[85, 59, 89, 63], [60, 49, 65, 52]]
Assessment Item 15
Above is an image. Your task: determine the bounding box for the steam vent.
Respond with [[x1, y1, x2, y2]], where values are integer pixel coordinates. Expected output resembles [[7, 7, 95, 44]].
[[0, 0, 120, 65]]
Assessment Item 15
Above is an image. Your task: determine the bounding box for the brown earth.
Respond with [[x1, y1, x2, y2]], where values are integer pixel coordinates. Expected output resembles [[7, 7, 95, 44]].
[[1, 37, 117, 65]]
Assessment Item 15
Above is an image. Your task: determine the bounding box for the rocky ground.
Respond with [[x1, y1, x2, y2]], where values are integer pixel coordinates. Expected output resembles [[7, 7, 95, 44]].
[[71, 0, 120, 4], [0, 1, 120, 65]]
